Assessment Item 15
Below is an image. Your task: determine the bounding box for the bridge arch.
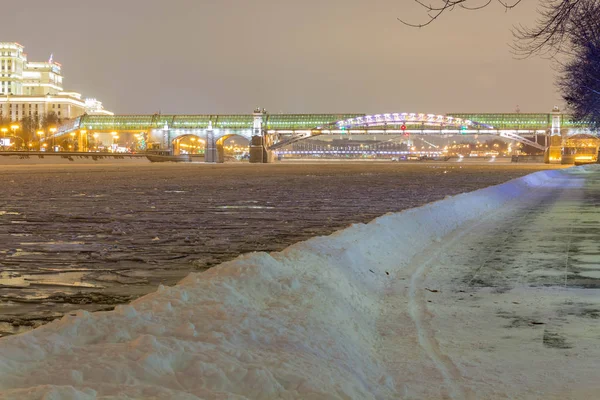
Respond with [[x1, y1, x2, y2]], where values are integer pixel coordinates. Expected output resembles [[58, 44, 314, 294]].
[[335, 112, 493, 129], [172, 134, 205, 156], [268, 112, 494, 151], [215, 133, 250, 162]]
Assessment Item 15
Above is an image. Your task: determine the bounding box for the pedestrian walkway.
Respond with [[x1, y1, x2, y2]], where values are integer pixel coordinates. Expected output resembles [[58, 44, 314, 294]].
[[378, 165, 600, 399]]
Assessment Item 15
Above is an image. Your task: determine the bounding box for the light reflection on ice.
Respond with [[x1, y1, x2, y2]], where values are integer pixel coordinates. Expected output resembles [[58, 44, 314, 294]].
[[72, 193, 106, 198], [578, 271, 600, 279], [570, 254, 600, 263], [0, 271, 101, 288], [217, 205, 275, 209], [18, 241, 86, 246], [8, 251, 45, 257]]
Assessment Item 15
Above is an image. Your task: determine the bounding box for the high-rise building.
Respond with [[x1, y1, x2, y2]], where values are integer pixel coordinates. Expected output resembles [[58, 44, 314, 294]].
[[0, 42, 112, 121]]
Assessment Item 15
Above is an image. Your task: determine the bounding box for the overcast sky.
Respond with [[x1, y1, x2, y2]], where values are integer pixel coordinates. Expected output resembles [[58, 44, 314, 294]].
[[4, 0, 561, 115]]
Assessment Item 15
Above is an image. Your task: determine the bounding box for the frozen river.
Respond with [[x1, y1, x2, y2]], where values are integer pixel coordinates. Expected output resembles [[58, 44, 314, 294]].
[[0, 162, 562, 336]]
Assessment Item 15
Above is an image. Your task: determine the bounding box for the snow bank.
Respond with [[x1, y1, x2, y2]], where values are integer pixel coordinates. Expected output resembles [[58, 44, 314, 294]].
[[0, 168, 567, 399]]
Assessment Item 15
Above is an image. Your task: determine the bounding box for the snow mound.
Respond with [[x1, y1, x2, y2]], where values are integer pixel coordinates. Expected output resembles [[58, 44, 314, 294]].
[[0, 168, 567, 399]]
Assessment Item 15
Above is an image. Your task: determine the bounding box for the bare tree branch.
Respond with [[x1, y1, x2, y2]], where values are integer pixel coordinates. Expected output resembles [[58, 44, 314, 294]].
[[557, 0, 600, 128], [400, 0, 600, 128], [398, 0, 522, 28], [511, 0, 587, 58]]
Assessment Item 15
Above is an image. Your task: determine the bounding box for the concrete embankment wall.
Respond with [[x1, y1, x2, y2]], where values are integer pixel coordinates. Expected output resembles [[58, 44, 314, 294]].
[[0, 152, 150, 165]]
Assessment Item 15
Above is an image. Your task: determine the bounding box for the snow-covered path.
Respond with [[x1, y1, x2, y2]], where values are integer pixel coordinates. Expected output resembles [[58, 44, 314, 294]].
[[377, 166, 600, 399], [0, 166, 598, 399]]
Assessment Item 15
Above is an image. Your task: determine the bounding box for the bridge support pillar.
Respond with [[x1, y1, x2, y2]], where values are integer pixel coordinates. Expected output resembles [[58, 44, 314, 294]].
[[172, 139, 181, 156], [545, 106, 563, 164], [249, 109, 274, 163], [205, 123, 218, 163], [545, 135, 563, 164], [217, 142, 226, 163], [79, 132, 89, 152], [249, 136, 274, 163], [161, 127, 173, 154]]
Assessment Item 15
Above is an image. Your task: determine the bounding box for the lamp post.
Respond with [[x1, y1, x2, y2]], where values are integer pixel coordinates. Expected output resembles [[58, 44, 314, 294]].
[[111, 132, 118, 152], [49, 127, 57, 151], [10, 125, 19, 150], [134, 133, 141, 152], [37, 131, 44, 151], [70, 132, 76, 152], [93, 133, 99, 151], [1, 128, 7, 150], [80, 130, 87, 152]]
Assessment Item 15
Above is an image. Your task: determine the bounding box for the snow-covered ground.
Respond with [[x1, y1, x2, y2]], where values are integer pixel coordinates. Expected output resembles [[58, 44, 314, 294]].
[[0, 165, 598, 399]]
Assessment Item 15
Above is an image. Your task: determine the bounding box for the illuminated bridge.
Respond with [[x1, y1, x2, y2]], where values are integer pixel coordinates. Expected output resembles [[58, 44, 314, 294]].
[[53, 110, 593, 163]]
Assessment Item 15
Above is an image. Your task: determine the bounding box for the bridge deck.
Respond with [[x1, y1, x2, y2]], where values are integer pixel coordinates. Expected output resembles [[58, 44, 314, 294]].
[[71, 114, 364, 132], [55, 113, 594, 138]]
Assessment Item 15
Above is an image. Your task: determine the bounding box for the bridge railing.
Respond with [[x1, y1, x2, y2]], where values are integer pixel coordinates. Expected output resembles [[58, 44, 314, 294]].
[[499, 131, 546, 151], [54, 117, 81, 137]]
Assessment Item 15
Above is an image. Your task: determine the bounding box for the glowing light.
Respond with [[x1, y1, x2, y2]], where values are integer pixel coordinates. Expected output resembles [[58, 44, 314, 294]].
[[336, 113, 493, 129]]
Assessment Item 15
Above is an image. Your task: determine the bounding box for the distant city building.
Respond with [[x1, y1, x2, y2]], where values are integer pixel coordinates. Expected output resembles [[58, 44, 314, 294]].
[[0, 42, 112, 121]]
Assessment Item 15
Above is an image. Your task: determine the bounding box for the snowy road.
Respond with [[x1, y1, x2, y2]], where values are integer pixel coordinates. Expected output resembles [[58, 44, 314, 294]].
[[0, 165, 597, 399]]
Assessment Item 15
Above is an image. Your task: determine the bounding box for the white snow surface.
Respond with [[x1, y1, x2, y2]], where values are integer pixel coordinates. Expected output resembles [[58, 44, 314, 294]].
[[0, 167, 597, 399]]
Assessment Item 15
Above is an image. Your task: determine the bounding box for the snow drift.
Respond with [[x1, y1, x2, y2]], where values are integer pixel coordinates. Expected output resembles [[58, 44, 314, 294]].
[[0, 168, 567, 399]]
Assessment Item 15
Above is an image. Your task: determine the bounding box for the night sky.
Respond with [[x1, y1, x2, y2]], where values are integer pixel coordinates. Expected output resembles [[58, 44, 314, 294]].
[[4, 0, 561, 115]]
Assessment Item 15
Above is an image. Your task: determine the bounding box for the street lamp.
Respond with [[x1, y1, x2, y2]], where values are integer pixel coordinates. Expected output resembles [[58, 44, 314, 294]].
[[92, 132, 99, 150], [1, 128, 7, 150], [110, 133, 119, 152], [110, 132, 117, 152], [37, 130, 44, 151], [10, 125, 19, 150], [80, 130, 87, 152], [49, 127, 57, 151], [70, 132, 76, 152]]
